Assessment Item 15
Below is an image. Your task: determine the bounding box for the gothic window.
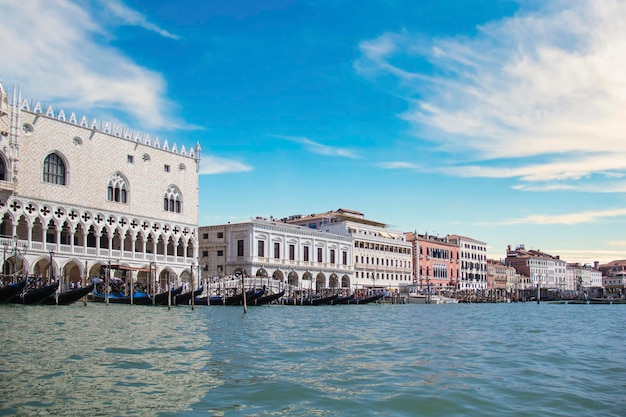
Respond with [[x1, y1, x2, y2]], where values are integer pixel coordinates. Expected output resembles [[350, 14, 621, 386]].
[[0, 157, 5, 181], [107, 173, 128, 203], [43, 153, 66, 185], [163, 185, 182, 213]]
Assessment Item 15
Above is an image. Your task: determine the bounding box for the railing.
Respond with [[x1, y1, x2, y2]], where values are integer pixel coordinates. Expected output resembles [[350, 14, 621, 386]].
[[0, 180, 15, 192], [0, 238, 192, 266]]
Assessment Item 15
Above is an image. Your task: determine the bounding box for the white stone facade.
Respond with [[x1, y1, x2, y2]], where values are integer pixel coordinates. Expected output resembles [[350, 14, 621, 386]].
[[321, 221, 412, 291], [448, 235, 487, 291], [198, 218, 353, 292], [0, 83, 199, 291]]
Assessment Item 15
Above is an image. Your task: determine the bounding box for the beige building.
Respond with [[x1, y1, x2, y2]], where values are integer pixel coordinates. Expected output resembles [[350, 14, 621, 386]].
[[486, 259, 508, 300], [198, 218, 353, 293], [0, 82, 200, 291], [283, 209, 412, 291], [505, 245, 567, 290]]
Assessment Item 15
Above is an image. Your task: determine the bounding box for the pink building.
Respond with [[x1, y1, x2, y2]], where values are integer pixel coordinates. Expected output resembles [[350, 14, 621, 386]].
[[406, 232, 459, 291]]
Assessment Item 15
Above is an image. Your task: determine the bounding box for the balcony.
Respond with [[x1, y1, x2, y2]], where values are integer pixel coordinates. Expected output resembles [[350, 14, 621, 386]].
[[0, 180, 15, 192]]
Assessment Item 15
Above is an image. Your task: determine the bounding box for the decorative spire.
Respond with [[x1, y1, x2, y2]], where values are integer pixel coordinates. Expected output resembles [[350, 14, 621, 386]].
[[0, 79, 8, 115]]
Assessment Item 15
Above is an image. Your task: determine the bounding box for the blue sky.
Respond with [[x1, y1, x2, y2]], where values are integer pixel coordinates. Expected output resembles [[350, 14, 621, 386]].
[[2, 0, 625, 264]]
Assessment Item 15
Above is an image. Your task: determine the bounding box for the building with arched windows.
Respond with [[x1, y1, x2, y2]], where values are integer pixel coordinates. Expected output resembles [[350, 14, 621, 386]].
[[0, 82, 200, 292], [283, 209, 413, 292], [198, 217, 353, 295]]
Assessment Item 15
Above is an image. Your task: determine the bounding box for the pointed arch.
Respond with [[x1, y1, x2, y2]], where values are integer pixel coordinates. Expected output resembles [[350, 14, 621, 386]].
[[163, 185, 182, 213], [107, 172, 129, 203]]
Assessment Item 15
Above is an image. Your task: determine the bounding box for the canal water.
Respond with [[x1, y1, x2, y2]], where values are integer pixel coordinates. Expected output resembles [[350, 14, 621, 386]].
[[0, 302, 624, 416]]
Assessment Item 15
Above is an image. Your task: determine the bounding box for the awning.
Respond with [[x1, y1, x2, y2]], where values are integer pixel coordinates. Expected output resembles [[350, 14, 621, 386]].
[[109, 264, 152, 272]]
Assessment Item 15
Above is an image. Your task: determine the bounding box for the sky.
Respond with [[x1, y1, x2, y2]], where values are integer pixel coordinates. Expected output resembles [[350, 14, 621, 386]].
[[1, 0, 625, 265]]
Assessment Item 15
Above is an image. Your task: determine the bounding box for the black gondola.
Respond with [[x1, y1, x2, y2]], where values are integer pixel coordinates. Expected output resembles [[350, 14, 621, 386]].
[[8, 282, 59, 305], [172, 286, 204, 305], [331, 294, 355, 305], [251, 290, 285, 306], [89, 286, 182, 305], [347, 294, 383, 304], [42, 283, 95, 305], [0, 279, 27, 303], [196, 288, 260, 306], [153, 286, 184, 305]]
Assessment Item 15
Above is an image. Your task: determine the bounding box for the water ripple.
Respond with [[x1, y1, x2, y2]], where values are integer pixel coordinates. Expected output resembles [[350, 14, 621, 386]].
[[1, 302, 625, 416]]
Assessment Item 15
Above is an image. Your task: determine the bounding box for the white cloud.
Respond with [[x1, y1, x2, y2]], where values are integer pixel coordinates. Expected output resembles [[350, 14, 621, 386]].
[[0, 0, 180, 130], [103, 0, 179, 39], [274, 135, 359, 159], [357, 0, 626, 185], [199, 155, 253, 175], [545, 248, 624, 265], [379, 161, 419, 169], [499, 208, 626, 226]]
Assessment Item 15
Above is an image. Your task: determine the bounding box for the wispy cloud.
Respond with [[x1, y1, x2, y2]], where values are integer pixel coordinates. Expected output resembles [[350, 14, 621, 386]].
[[498, 208, 626, 226], [544, 248, 624, 265], [379, 161, 419, 170], [356, 0, 626, 187], [275, 135, 359, 159], [0, 0, 180, 130], [102, 0, 179, 39], [199, 155, 253, 175]]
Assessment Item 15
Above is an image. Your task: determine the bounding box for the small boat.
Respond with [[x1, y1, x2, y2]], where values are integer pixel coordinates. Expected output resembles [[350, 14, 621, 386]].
[[90, 290, 150, 304], [196, 288, 259, 306], [172, 286, 204, 305], [308, 294, 339, 305], [235, 287, 266, 306], [407, 293, 458, 304], [251, 290, 285, 306], [90, 287, 182, 305], [153, 286, 184, 305], [347, 294, 383, 304], [331, 294, 355, 305], [8, 282, 59, 305], [0, 279, 27, 303], [286, 294, 339, 305], [42, 283, 95, 305]]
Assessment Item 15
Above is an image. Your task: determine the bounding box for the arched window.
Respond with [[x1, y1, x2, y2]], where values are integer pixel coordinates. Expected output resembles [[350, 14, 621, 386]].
[[107, 173, 128, 203], [43, 153, 66, 185], [163, 185, 182, 213], [0, 157, 5, 181]]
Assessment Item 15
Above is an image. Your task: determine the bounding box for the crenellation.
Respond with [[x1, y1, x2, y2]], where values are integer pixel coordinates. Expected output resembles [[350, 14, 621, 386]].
[[19, 96, 195, 157]]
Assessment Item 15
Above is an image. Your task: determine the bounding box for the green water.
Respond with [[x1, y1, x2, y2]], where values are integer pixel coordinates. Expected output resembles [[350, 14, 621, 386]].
[[1, 302, 624, 416]]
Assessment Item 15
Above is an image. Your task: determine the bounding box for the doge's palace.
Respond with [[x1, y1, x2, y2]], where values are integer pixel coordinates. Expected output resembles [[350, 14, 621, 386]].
[[0, 81, 200, 292]]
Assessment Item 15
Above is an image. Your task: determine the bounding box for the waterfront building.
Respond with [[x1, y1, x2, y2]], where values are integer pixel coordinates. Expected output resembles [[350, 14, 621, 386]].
[[504, 264, 526, 300], [282, 209, 412, 291], [486, 259, 508, 300], [447, 234, 487, 291], [598, 260, 626, 296], [566, 263, 602, 292], [198, 217, 353, 293], [505, 245, 567, 290], [0, 82, 200, 291], [405, 231, 459, 291]]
